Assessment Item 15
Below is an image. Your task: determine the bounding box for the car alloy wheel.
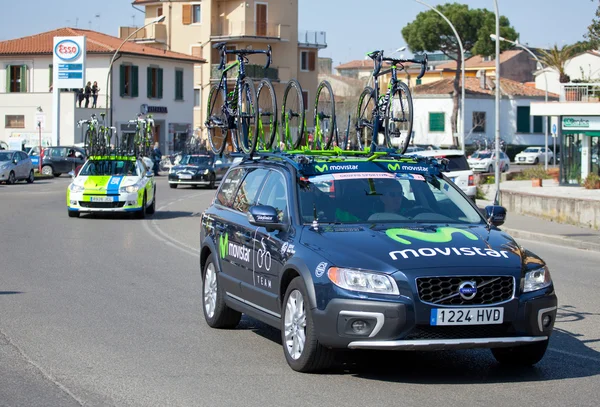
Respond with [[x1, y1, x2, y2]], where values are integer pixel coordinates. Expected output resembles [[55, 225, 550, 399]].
[[7, 171, 15, 184], [284, 289, 307, 360], [27, 170, 34, 183], [42, 165, 53, 176], [204, 263, 217, 319]]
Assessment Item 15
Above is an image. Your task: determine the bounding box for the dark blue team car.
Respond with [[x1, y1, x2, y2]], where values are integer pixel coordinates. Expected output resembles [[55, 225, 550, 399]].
[[199, 152, 557, 372]]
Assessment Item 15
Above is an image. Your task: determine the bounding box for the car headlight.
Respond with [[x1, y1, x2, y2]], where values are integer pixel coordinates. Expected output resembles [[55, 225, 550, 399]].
[[69, 184, 85, 193], [523, 266, 552, 293], [327, 267, 399, 295], [204, 169, 210, 175], [0, 163, 9, 170], [120, 185, 140, 193]]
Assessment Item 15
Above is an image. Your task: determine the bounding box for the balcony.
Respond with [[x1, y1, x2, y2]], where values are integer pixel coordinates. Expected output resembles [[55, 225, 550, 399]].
[[560, 83, 600, 102], [211, 64, 279, 82], [118, 23, 167, 45], [211, 20, 290, 41], [298, 30, 327, 49]]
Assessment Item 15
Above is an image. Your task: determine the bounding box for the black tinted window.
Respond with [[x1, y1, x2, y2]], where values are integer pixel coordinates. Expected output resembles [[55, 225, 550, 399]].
[[232, 168, 269, 213], [216, 168, 244, 207], [446, 155, 470, 171], [257, 171, 288, 222]]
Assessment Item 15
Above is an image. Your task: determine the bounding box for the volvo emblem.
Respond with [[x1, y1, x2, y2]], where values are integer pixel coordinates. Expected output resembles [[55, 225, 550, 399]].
[[458, 281, 477, 300]]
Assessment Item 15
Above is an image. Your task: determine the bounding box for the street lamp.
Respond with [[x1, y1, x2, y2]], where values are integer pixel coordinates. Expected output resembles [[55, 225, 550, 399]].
[[414, 0, 465, 153], [491, 34, 550, 170], [105, 15, 166, 124], [493, 0, 500, 203]]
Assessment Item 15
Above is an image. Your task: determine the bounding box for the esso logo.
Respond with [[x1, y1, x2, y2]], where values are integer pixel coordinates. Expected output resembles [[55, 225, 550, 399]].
[[55, 40, 81, 61]]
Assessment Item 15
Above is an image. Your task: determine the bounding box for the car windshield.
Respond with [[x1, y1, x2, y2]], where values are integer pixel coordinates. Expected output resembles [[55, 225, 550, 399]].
[[524, 148, 539, 153], [471, 152, 491, 159], [79, 160, 137, 176], [298, 172, 484, 225], [0, 152, 13, 161], [445, 155, 470, 171], [180, 155, 211, 166]]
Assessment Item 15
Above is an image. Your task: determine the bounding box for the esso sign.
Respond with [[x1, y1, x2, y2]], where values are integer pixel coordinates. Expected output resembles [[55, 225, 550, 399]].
[[54, 40, 81, 61]]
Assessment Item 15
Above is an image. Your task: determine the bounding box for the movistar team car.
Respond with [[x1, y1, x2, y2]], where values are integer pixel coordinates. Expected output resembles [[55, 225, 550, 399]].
[[199, 151, 557, 372], [67, 156, 156, 218]]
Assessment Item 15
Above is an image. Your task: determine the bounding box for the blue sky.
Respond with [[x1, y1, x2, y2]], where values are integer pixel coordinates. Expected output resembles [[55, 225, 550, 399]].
[[1, 0, 596, 68]]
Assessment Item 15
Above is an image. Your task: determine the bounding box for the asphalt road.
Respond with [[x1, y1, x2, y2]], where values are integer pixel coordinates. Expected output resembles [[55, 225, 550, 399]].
[[1, 177, 599, 407]]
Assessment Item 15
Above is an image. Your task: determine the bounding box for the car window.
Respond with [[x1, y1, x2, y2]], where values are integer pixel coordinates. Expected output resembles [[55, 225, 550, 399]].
[[0, 152, 13, 161], [232, 168, 269, 213], [52, 148, 67, 157], [445, 155, 470, 171], [257, 171, 288, 222], [216, 168, 245, 207], [19, 152, 27, 161], [79, 160, 136, 176]]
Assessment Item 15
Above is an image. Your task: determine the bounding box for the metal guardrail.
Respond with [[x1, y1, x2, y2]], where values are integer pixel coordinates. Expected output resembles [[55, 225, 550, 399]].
[[298, 30, 327, 47], [560, 83, 600, 102], [211, 20, 290, 39]]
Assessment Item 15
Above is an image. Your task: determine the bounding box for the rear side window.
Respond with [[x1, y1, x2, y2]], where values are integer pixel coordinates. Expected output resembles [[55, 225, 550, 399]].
[[232, 168, 269, 213], [446, 155, 470, 171], [216, 168, 244, 207]]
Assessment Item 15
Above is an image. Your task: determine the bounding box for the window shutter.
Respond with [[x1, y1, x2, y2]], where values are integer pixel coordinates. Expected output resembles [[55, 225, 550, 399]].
[[6, 65, 11, 93], [158, 68, 163, 99], [191, 46, 202, 58], [132, 66, 139, 97], [175, 70, 183, 100], [147, 67, 152, 98], [20, 65, 27, 92], [516, 106, 530, 133], [429, 112, 445, 132], [120, 65, 126, 96], [533, 115, 543, 133], [182, 4, 192, 25], [308, 52, 316, 71]]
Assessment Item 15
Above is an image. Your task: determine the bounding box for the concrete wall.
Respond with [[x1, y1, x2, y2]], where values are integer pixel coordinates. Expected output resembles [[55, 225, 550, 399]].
[[535, 52, 600, 94], [501, 190, 600, 230], [500, 51, 537, 83]]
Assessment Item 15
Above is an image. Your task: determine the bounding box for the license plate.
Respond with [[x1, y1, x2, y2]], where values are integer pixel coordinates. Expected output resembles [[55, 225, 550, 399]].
[[430, 307, 504, 326], [519, 158, 525, 161], [90, 196, 114, 202], [179, 174, 193, 179]]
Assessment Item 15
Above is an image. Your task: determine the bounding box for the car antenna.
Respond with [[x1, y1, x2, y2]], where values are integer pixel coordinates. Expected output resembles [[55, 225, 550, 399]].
[[311, 203, 319, 231]]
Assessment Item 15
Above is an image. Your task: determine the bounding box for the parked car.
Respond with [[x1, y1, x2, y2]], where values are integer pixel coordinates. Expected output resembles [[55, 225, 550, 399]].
[[468, 150, 510, 173], [168, 154, 231, 189], [199, 151, 557, 372], [514, 147, 554, 165], [41, 146, 87, 177], [0, 150, 35, 184], [413, 149, 476, 200]]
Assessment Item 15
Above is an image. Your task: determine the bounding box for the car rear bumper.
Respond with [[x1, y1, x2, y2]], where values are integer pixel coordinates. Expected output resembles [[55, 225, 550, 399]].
[[347, 335, 548, 350]]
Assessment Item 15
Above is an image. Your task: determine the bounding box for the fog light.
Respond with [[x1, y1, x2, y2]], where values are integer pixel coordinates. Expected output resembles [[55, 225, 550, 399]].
[[70, 200, 77, 205], [351, 320, 368, 334], [542, 315, 552, 327]]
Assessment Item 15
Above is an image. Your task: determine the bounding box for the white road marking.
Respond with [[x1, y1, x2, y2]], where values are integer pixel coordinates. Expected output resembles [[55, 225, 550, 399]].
[[548, 347, 600, 363]]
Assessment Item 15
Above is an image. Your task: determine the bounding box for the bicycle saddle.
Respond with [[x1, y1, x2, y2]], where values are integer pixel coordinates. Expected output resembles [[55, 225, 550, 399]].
[[366, 50, 383, 60], [213, 42, 226, 49]]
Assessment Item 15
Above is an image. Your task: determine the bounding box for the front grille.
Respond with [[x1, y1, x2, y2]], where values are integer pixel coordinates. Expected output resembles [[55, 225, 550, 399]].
[[405, 324, 514, 340], [79, 201, 125, 209], [416, 276, 514, 306]]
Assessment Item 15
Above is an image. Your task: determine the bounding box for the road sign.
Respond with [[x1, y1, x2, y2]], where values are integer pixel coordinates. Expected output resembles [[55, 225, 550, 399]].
[[35, 113, 46, 131], [552, 123, 557, 134], [53, 36, 86, 89]]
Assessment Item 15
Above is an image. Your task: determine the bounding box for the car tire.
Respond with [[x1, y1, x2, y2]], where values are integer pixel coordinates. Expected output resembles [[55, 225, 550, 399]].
[[68, 210, 80, 218], [27, 170, 34, 183], [7, 171, 15, 185], [491, 339, 549, 366], [146, 188, 156, 215], [41, 165, 53, 177], [202, 257, 241, 329], [169, 183, 178, 189], [136, 194, 146, 219], [502, 163, 508, 173], [534, 157, 539, 165], [487, 165, 493, 174], [208, 174, 216, 189], [282, 277, 334, 373]]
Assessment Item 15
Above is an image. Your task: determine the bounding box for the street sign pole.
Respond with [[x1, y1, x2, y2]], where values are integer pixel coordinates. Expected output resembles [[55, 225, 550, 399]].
[[552, 123, 557, 166], [37, 121, 42, 173]]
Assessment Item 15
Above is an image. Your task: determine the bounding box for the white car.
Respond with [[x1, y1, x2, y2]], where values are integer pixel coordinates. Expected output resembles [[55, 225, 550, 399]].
[[515, 147, 554, 165], [468, 150, 510, 173], [413, 149, 476, 200]]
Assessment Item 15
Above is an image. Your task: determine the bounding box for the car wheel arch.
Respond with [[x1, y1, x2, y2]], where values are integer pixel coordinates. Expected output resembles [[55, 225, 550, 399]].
[[200, 236, 221, 277], [279, 261, 318, 310]]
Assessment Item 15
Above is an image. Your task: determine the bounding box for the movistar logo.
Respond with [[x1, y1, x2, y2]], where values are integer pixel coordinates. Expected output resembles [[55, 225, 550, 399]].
[[388, 163, 401, 171], [386, 227, 478, 245], [315, 164, 328, 172], [219, 233, 228, 259], [315, 163, 359, 173]]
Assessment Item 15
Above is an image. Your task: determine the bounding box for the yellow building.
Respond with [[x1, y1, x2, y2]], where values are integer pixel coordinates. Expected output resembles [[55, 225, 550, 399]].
[[122, 0, 326, 137]]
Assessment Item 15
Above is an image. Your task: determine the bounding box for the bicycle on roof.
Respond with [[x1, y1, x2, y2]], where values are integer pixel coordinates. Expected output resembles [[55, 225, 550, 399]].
[[354, 50, 428, 154], [206, 42, 272, 156]]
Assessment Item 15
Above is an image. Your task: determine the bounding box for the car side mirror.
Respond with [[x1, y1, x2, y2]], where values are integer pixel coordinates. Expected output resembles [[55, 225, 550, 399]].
[[485, 205, 506, 227], [68, 171, 75, 178], [146, 170, 154, 177], [248, 205, 286, 232]]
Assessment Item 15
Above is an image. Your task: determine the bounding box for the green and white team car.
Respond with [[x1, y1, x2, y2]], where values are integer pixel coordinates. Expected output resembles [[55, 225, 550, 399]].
[[66, 156, 156, 218]]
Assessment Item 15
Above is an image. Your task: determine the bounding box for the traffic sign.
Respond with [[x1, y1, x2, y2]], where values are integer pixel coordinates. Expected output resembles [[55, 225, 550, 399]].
[[552, 123, 557, 134]]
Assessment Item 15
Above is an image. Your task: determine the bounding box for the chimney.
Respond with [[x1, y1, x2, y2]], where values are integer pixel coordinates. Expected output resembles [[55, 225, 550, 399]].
[[480, 70, 487, 90]]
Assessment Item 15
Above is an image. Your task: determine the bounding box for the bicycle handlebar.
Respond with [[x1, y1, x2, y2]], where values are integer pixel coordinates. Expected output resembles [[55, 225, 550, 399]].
[[216, 42, 272, 71]]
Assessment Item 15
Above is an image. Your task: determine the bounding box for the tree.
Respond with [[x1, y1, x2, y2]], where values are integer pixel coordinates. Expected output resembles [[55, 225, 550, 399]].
[[402, 3, 518, 146], [538, 44, 574, 83], [586, 0, 600, 45]]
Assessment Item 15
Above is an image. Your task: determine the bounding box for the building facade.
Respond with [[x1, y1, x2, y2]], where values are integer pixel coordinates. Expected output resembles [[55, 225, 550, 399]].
[[0, 28, 202, 154]]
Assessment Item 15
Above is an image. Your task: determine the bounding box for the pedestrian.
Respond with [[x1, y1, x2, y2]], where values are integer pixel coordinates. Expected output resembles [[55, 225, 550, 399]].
[[152, 142, 162, 176], [84, 81, 92, 108], [91, 81, 100, 108], [77, 88, 85, 108]]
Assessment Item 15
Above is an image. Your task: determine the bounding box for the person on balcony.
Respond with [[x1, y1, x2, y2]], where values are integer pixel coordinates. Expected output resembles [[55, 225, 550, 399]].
[[91, 81, 100, 108]]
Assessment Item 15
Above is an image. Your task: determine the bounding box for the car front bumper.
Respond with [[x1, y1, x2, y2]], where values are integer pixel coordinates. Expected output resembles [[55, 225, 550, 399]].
[[312, 291, 557, 350], [168, 173, 213, 185], [66, 189, 144, 212]]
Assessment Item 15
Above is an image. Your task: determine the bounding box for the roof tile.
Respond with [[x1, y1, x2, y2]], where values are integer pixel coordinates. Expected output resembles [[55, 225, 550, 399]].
[[413, 77, 559, 98], [436, 50, 522, 70]]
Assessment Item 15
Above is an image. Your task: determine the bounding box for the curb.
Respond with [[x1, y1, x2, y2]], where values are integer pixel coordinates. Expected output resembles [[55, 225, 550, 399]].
[[501, 227, 600, 253]]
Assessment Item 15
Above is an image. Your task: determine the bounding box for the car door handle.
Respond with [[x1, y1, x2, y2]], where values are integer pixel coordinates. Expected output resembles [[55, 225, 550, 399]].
[[235, 231, 252, 241]]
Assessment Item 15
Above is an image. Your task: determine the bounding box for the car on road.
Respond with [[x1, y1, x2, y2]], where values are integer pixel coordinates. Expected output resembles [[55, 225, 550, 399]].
[[41, 146, 87, 177], [467, 150, 510, 173], [168, 154, 230, 189], [514, 147, 554, 165], [0, 150, 35, 184], [413, 149, 476, 200], [199, 152, 558, 372], [67, 156, 156, 218]]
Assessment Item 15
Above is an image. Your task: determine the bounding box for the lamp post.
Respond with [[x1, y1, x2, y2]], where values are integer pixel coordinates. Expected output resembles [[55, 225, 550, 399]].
[[491, 34, 550, 170], [414, 0, 465, 152], [105, 15, 165, 124], [493, 0, 501, 204]]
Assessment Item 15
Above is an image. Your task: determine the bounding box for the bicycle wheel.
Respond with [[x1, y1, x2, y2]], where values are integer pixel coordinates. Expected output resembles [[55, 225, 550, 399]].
[[256, 78, 278, 151], [355, 87, 375, 151], [384, 81, 414, 154], [206, 85, 228, 155], [237, 77, 259, 155], [314, 80, 336, 150], [281, 79, 305, 150]]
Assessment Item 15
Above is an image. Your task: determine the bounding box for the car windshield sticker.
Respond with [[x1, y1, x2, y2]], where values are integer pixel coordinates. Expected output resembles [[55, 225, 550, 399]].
[[314, 163, 359, 173], [386, 227, 478, 245], [332, 172, 396, 180]]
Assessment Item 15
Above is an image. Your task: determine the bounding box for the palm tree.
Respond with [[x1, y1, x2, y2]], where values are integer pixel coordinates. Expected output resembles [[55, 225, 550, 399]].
[[539, 44, 575, 83]]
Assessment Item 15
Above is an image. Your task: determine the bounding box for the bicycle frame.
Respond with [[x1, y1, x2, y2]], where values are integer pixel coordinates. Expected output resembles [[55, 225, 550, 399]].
[[216, 58, 245, 124], [365, 64, 403, 150]]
